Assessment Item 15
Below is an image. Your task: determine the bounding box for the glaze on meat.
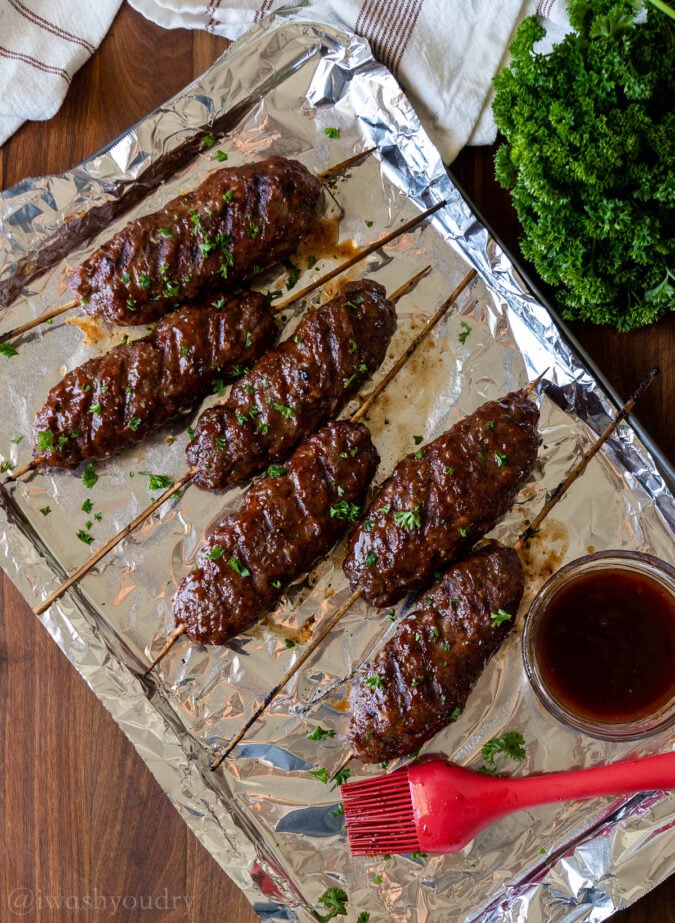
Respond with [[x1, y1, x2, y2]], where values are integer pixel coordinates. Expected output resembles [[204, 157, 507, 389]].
[[349, 544, 524, 762], [174, 421, 379, 644], [32, 291, 276, 468], [185, 279, 396, 491], [343, 390, 539, 607], [72, 157, 323, 325]]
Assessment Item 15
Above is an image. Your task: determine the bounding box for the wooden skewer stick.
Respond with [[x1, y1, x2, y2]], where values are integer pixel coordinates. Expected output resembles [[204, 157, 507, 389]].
[[330, 751, 356, 784], [518, 366, 660, 546], [3, 458, 40, 484], [0, 301, 79, 345], [143, 624, 188, 677], [30, 264, 438, 620], [352, 268, 476, 424], [210, 589, 363, 771], [32, 468, 197, 617], [0, 149, 381, 346], [315, 148, 376, 183], [213, 366, 659, 766], [272, 200, 446, 314]]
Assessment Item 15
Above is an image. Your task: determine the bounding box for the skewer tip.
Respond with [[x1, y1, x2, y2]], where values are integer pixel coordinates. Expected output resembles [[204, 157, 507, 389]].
[[3, 459, 38, 484], [330, 752, 355, 785], [142, 624, 187, 677]]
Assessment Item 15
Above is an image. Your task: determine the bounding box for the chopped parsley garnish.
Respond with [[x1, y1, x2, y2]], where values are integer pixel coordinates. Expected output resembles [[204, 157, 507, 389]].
[[491, 608, 513, 627], [481, 731, 526, 767], [410, 851, 428, 860], [206, 545, 224, 560], [0, 460, 14, 473], [39, 506, 52, 516], [458, 320, 472, 344], [450, 706, 463, 719], [269, 399, 295, 419], [88, 402, 102, 415], [215, 437, 227, 451], [307, 725, 336, 741], [76, 529, 94, 545], [486, 421, 495, 430], [348, 338, 358, 353], [37, 431, 54, 452], [394, 505, 422, 530], [365, 673, 384, 690], [271, 578, 282, 589], [494, 451, 508, 468], [212, 378, 226, 396], [128, 417, 142, 431], [0, 342, 18, 358], [364, 220, 374, 228], [309, 767, 329, 784], [415, 450, 425, 459], [285, 262, 300, 290], [324, 127, 340, 139], [228, 556, 250, 577], [267, 465, 287, 478], [444, 465, 455, 475], [10, 435, 23, 444], [413, 435, 423, 445], [215, 150, 228, 162], [222, 189, 234, 203], [334, 767, 351, 785], [139, 471, 174, 491], [377, 504, 391, 515], [245, 213, 261, 239], [82, 462, 98, 489], [244, 331, 252, 348], [458, 526, 468, 537], [343, 373, 357, 389], [284, 638, 296, 648], [314, 887, 348, 923], [201, 131, 216, 148], [365, 551, 378, 566], [157, 227, 174, 238], [81, 498, 93, 514], [330, 500, 361, 522]]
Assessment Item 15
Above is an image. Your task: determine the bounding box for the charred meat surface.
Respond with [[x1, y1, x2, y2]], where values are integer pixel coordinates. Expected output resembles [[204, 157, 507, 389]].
[[72, 157, 323, 325], [349, 544, 524, 763], [174, 421, 379, 644], [32, 291, 276, 469], [343, 390, 539, 607], [186, 279, 396, 491]]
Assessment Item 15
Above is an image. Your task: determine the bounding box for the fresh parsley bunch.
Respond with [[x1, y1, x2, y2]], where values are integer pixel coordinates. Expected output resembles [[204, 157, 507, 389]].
[[492, 0, 674, 330]]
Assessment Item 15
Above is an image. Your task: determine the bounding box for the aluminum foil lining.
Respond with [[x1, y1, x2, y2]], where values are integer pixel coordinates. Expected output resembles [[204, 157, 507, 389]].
[[1, 7, 673, 923]]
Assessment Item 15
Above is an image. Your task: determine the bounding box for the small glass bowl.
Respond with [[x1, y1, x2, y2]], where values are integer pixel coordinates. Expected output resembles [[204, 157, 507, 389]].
[[522, 550, 675, 741]]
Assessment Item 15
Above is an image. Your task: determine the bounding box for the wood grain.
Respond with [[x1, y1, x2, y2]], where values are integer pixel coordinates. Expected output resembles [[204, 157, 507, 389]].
[[0, 5, 672, 922]]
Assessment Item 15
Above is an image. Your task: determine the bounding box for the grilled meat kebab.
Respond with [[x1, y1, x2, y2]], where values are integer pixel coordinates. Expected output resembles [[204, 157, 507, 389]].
[[186, 279, 396, 490], [349, 544, 524, 762], [173, 421, 379, 644], [343, 389, 539, 607], [32, 291, 276, 469], [72, 157, 323, 325]]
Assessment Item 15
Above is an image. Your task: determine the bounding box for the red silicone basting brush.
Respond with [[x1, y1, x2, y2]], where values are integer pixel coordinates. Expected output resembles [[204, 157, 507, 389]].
[[341, 752, 675, 856]]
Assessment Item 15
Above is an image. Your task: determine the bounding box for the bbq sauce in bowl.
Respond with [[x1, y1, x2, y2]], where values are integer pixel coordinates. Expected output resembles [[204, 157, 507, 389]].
[[523, 551, 675, 740]]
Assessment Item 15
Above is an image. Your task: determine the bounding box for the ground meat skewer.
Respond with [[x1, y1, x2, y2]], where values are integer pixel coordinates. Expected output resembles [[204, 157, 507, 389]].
[[349, 544, 524, 763], [343, 389, 539, 608], [173, 421, 379, 644], [186, 278, 396, 490], [71, 156, 323, 325], [32, 291, 277, 469]]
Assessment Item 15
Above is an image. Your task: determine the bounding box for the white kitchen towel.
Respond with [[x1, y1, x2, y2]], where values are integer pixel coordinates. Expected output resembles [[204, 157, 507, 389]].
[[127, 0, 571, 162], [0, 0, 122, 147]]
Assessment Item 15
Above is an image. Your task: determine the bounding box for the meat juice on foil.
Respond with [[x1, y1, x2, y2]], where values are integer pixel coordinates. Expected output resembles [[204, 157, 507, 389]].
[[0, 8, 673, 923]]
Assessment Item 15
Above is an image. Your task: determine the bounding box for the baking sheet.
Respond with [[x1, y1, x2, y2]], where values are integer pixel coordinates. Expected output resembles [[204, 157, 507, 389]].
[[1, 8, 674, 923]]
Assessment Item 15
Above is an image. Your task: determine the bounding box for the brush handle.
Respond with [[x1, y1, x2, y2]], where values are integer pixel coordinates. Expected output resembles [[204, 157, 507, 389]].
[[409, 751, 675, 853], [480, 750, 675, 809]]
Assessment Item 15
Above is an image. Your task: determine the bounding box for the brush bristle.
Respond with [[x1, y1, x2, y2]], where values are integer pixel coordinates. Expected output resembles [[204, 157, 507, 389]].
[[341, 767, 421, 856]]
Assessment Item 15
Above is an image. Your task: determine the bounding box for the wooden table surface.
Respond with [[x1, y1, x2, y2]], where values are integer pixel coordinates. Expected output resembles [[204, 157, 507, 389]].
[[0, 6, 673, 922]]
